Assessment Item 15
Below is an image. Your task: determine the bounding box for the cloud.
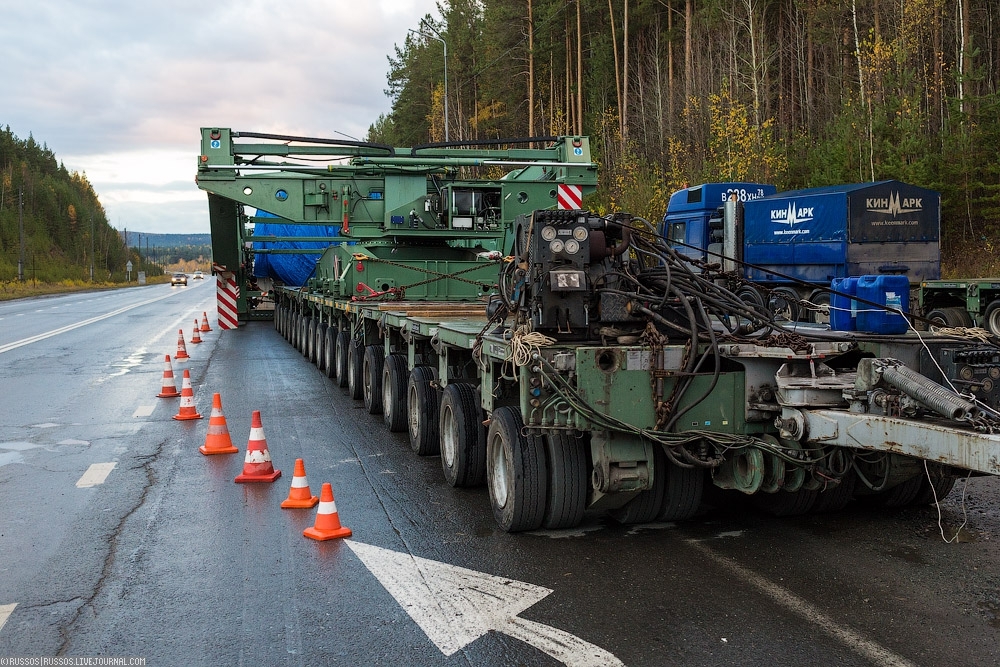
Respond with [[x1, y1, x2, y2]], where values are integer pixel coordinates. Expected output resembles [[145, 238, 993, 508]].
[[0, 0, 439, 234]]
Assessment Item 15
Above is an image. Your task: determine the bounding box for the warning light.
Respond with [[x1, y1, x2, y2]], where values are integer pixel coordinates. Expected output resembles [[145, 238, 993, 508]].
[[210, 130, 221, 140], [200, 155, 208, 163]]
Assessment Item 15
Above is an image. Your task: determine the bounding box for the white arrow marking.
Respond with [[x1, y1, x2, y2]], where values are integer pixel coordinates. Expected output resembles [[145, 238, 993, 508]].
[[0, 603, 15, 634], [346, 541, 624, 667]]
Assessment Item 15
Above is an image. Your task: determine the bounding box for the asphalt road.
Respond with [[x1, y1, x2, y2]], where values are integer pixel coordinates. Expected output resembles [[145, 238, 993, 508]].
[[0, 281, 998, 666]]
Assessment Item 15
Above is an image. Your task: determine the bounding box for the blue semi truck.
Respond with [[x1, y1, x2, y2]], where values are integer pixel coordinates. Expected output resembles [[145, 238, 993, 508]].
[[663, 181, 941, 323]]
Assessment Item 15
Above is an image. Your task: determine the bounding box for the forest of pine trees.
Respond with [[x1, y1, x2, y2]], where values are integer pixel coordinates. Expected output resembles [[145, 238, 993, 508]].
[[374, 0, 1000, 274], [0, 125, 140, 284]]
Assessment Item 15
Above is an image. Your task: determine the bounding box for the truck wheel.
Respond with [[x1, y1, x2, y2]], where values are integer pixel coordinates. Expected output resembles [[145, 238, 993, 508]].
[[274, 304, 282, 332], [487, 406, 547, 532], [439, 383, 485, 487], [811, 472, 857, 513], [335, 331, 351, 388], [347, 338, 364, 400], [313, 322, 327, 367], [303, 317, 315, 357], [407, 366, 440, 455], [768, 287, 800, 323], [658, 461, 705, 521], [926, 307, 973, 328], [867, 475, 924, 507], [541, 432, 587, 529], [323, 327, 338, 378], [752, 489, 818, 516], [609, 446, 666, 524], [807, 290, 831, 325], [984, 300, 1000, 336], [382, 354, 408, 432], [362, 345, 384, 415], [289, 311, 299, 345]]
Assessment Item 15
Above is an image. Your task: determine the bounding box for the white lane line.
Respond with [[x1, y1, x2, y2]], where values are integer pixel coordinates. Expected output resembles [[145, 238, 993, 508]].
[[76, 462, 117, 488], [686, 540, 916, 667], [133, 405, 155, 418], [0, 291, 180, 355], [0, 603, 15, 633]]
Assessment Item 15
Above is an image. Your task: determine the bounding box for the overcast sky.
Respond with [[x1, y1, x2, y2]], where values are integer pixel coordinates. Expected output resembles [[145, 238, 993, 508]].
[[0, 0, 439, 235]]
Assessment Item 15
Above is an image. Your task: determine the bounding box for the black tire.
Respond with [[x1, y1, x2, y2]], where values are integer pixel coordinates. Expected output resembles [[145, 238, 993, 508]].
[[911, 473, 958, 506], [313, 322, 327, 367], [274, 304, 282, 332], [407, 366, 440, 455], [303, 317, 315, 357], [609, 447, 666, 524], [362, 345, 384, 415], [768, 287, 801, 323], [382, 354, 409, 432], [658, 462, 705, 521], [439, 383, 486, 487], [323, 326, 338, 378], [807, 290, 831, 325], [927, 307, 973, 328], [289, 311, 299, 345], [335, 331, 351, 388], [347, 338, 364, 400], [486, 406, 548, 533], [984, 300, 1000, 336], [811, 472, 857, 513], [541, 432, 587, 529], [872, 475, 925, 508], [752, 489, 818, 516]]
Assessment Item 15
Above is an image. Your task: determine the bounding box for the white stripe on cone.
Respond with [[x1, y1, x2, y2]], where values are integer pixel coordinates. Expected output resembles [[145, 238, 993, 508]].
[[245, 448, 272, 464], [291, 476, 309, 489], [317, 500, 337, 514]]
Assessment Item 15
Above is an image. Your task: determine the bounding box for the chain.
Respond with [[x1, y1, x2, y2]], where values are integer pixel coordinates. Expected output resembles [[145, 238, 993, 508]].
[[351, 253, 500, 301]]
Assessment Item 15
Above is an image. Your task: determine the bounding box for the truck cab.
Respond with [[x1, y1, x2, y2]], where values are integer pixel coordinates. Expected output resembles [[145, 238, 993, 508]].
[[663, 183, 775, 264]]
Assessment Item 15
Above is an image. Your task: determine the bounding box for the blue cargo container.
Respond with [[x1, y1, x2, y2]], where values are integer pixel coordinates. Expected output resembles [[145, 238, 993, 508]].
[[830, 276, 860, 332], [856, 274, 910, 334]]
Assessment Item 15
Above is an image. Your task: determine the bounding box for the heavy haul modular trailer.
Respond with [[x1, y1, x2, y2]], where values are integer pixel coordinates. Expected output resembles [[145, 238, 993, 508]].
[[272, 213, 1000, 533], [197, 129, 1000, 533]]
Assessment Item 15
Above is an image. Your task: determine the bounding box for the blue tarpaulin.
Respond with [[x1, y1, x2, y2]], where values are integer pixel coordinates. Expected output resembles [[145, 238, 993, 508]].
[[252, 210, 340, 286]]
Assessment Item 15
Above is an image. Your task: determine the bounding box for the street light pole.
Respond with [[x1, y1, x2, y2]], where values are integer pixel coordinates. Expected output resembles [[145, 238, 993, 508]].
[[419, 19, 448, 142], [18, 188, 24, 282]]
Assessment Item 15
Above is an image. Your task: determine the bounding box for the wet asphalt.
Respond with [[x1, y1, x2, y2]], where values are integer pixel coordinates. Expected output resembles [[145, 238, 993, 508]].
[[0, 282, 998, 666]]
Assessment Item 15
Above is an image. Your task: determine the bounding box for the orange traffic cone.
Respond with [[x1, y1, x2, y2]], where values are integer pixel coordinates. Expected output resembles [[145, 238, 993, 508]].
[[175, 329, 190, 360], [156, 354, 181, 398], [303, 483, 352, 540], [191, 320, 203, 344], [199, 393, 238, 455], [235, 410, 282, 483], [281, 458, 319, 508], [200, 312, 212, 333], [172, 369, 203, 421]]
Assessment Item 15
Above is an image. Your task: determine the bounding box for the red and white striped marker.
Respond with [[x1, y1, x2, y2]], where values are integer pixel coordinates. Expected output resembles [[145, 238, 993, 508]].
[[557, 184, 583, 210], [216, 273, 239, 330], [234, 410, 281, 483], [172, 369, 202, 421]]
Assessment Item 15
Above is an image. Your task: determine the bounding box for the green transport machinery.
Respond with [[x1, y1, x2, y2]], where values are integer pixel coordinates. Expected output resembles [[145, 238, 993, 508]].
[[197, 128, 1000, 532]]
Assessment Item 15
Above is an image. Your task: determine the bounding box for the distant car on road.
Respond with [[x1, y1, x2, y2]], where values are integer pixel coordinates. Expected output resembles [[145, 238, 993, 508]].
[[170, 273, 188, 286], [193, 270, 204, 280]]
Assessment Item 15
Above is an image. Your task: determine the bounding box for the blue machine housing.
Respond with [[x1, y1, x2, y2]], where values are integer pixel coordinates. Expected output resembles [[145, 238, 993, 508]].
[[741, 181, 941, 285]]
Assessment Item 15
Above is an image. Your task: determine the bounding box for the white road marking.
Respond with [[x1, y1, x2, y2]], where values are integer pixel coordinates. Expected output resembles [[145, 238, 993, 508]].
[[133, 405, 155, 418], [76, 462, 117, 488], [346, 541, 623, 667], [0, 291, 180, 355], [0, 603, 15, 633], [57, 439, 90, 446], [686, 540, 916, 667], [31, 423, 59, 429]]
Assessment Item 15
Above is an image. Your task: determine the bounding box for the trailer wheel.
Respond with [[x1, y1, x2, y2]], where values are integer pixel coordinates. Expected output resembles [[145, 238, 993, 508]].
[[382, 354, 408, 432], [870, 475, 925, 507], [807, 289, 831, 325], [609, 447, 666, 525], [487, 406, 547, 532], [274, 304, 282, 332], [347, 338, 364, 400], [811, 471, 857, 513], [439, 383, 485, 487], [407, 366, 440, 455], [362, 345, 384, 415], [752, 489, 818, 516], [926, 307, 973, 328], [658, 461, 705, 521], [541, 432, 587, 529], [335, 331, 351, 388], [303, 317, 315, 358], [289, 311, 299, 345], [911, 470, 958, 506], [984, 300, 1000, 336], [313, 322, 327, 367], [323, 327, 338, 378]]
